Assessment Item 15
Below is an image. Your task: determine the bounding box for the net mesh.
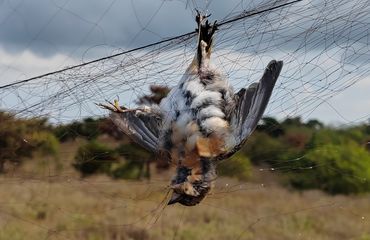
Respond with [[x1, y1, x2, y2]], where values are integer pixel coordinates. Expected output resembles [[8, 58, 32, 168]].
[[0, 0, 369, 239], [0, 0, 368, 123]]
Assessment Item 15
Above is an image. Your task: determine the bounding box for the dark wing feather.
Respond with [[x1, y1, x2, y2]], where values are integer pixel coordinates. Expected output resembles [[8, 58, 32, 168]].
[[216, 60, 283, 161], [110, 112, 161, 153]]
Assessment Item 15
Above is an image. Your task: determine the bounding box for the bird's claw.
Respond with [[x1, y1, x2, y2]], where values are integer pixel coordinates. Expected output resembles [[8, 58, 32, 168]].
[[96, 99, 128, 113], [97, 100, 153, 116], [195, 9, 211, 24]]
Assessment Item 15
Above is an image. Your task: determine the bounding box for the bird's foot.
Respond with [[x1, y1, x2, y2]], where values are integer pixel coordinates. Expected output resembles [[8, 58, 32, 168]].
[[195, 10, 217, 67], [195, 9, 211, 25], [96, 99, 132, 113], [97, 100, 153, 115]]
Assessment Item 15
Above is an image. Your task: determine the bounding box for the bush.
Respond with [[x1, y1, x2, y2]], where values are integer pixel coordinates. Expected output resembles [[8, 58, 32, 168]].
[[53, 118, 102, 142], [26, 131, 59, 156], [53, 122, 79, 142], [110, 162, 143, 180], [309, 128, 353, 147], [217, 152, 252, 181], [73, 141, 118, 177], [257, 117, 284, 137], [0, 112, 59, 172], [290, 143, 370, 194], [110, 144, 152, 179], [282, 126, 312, 150], [116, 143, 152, 161], [242, 132, 287, 165]]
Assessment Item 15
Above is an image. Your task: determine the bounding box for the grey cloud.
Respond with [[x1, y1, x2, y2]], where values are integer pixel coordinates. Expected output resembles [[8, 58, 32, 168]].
[[0, 0, 368, 61], [0, 0, 246, 57]]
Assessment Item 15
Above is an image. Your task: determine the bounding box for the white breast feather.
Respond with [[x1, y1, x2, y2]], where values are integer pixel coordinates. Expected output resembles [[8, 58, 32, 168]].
[[176, 112, 193, 135], [201, 117, 228, 133], [198, 105, 225, 119], [184, 80, 205, 96], [190, 91, 221, 109]]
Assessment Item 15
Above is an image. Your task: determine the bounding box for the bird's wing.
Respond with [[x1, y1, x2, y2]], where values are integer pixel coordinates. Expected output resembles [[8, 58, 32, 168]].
[[216, 60, 283, 161], [110, 111, 161, 153]]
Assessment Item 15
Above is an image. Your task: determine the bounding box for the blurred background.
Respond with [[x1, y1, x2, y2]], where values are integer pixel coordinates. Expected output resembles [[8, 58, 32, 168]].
[[0, 0, 369, 239]]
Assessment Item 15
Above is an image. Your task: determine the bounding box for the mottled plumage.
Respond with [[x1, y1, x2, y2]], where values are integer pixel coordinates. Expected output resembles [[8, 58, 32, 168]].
[[100, 12, 283, 206]]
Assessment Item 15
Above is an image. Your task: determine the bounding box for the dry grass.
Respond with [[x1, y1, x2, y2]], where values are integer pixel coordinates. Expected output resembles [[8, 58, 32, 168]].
[[0, 139, 369, 240]]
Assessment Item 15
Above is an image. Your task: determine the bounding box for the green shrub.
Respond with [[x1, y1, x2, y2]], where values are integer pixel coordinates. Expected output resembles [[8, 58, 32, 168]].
[[242, 132, 287, 165], [27, 131, 59, 156], [110, 144, 152, 179], [0, 111, 59, 172], [290, 143, 370, 194], [217, 152, 252, 181], [310, 129, 344, 147], [53, 118, 103, 142], [73, 141, 118, 177], [116, 143, 152, 161], [53, 122, 80, 142], [110, 162, 143, 180], [282, 126, 312, 150], [257, 117, 285, 137]]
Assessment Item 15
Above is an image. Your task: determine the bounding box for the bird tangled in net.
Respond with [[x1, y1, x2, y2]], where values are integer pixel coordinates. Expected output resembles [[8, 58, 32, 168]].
[[99, 11, 283, 206]]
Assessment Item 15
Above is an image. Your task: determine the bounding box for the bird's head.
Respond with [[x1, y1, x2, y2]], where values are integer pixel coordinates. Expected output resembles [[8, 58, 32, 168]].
[[168, 179, 211, 206], [168, 159, 216, 206]]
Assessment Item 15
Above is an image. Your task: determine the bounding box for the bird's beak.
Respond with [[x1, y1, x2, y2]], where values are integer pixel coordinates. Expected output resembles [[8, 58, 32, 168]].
[[168, 192, 182, 205]]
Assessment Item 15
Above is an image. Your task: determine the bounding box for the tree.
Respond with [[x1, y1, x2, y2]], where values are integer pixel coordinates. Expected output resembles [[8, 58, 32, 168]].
[[256, 117, 284, 137], [290, 142, 370, 194], [218, 152, 252, 180], [0, 111, 59, 173], [137, 85, 170, 105], [242, 132, 286, 165], [73, 141, 118, 177], [282, 117, 303, 127], [111, 143, 153, 180], [305, 119, 324, 129], [282, 126, 312, 150], [53, 117, 103, 142]]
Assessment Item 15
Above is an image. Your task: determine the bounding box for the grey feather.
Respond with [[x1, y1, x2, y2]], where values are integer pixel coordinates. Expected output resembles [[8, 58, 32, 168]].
[[239, 60, 283, 138], [110, 112, 161, 153], [232, 83, 258, 128], [216, 60, 283, 161]]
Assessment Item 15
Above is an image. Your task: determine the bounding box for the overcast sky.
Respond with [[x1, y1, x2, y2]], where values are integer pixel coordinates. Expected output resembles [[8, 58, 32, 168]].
[[0, 0, 369, 125]]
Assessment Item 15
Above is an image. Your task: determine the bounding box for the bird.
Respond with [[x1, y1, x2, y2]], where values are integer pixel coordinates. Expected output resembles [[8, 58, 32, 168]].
[[99, 11, 283, 206]]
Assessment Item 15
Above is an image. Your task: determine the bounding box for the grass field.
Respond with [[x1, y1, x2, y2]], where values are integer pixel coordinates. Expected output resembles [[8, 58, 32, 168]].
[[0, 139, 369, 240]]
